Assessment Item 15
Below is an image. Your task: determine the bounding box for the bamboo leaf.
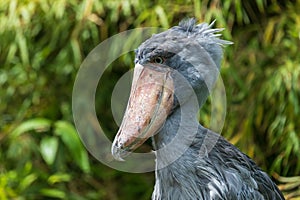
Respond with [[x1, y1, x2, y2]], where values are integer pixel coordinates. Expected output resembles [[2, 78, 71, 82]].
[[263, 19, 275, 46], [48, 173, 71, 185], [155, 5, 169, 28], [54, 121, 90, 173], [16, 31, 30, 66], [256, 0, 265, 13], [40, 188, 66, 199], [10, 118, 52, 138], [19, 174, 37, 192]]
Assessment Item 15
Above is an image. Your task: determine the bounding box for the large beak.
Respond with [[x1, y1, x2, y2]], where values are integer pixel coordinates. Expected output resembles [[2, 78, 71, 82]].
[[111, 63, 174, 161]]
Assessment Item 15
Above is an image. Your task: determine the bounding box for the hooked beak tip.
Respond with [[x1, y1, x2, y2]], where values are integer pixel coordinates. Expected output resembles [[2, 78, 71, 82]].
[[111, 139, 129, 161]]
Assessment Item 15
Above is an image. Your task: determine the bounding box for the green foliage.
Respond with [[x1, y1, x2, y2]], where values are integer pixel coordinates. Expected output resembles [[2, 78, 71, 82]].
[[222, 1, 300, 177], [0, 0, 299, 199], [1, 118, 89, 199], [10, 118, 90, 172]]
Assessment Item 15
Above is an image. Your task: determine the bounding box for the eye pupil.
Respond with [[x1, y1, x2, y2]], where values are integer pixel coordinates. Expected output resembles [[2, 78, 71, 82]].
[[154, 57, 164, 64]]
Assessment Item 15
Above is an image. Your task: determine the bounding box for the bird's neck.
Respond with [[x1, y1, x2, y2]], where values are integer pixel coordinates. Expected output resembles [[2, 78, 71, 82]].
[[152, 98, 202, 167], [153, 95, 201, 146], [154, 103, 198, 143], [152, 101, 207, 200]]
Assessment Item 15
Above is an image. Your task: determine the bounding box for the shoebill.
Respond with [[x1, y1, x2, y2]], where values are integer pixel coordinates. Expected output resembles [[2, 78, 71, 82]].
[[111, 18, 284, 200]]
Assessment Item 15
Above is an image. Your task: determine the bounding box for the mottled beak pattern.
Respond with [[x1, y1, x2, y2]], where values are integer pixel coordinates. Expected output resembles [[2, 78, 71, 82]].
[[112, 63, 174, 161]]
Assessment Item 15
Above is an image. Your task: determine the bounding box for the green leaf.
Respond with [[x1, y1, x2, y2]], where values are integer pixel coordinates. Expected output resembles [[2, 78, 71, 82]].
[[256, 0, 265, 12], [54, 121, 90, 173], [40, 136, 59, 166], [16, 31, 29, 66], [19, 174, 37, 192], [40, 188, 66, 199], [10, 118, 52, 138], [70, 38, 82, 66], [154, 6, 169, 28], [48, 173, 71, 185]]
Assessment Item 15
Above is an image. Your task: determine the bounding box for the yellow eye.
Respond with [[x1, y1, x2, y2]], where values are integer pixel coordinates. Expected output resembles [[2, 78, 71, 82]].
[[153, 56, 164, 64]]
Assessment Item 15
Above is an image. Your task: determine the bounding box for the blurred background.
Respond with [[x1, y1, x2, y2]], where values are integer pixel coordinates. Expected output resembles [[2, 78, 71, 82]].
[[0, 0, 300, 199]]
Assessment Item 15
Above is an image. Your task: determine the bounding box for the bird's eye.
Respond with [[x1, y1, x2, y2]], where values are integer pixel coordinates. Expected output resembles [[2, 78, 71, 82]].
[[153, 57, 164, 64]]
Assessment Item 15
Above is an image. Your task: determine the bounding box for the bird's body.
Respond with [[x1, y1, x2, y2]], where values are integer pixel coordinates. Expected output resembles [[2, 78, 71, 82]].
[[112, 18, 285, 200], [152, 111, 283, 199]]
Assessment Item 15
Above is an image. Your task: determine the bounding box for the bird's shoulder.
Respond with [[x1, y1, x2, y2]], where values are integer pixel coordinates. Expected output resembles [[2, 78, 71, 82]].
[[192, 130, 285, 199]]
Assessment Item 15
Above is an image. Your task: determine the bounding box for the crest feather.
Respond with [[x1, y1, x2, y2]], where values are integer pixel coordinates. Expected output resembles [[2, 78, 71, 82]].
[[176, 18, 233, 46]]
